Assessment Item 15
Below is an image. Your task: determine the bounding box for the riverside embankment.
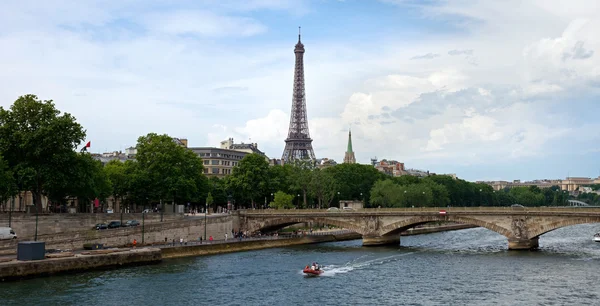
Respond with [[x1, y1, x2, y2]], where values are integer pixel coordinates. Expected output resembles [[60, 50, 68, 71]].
[[0, 223, 475, 281]]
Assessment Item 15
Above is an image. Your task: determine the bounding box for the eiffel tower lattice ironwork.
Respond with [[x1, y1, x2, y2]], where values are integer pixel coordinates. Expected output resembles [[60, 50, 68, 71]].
[[282, 27, 316, 163]]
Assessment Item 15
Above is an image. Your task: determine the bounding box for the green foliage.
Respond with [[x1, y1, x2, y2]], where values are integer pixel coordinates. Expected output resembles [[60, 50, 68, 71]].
[[291, 159, 315, 208], [0, 94, 86, 209], [268, 164, 294, 194], [134, 133, 207, 206], [229, 153, 270, 208], [327, 163, 386, 207], [206, 192, 214, 205], [104, 160, 129, 204], [0, 155, 16, 203], [310, 168, 337, 208], [269, 191, 294, 209]]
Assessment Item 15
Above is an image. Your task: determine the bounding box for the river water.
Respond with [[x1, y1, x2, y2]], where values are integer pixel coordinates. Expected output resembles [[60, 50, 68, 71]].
[[2, 224, 600, 305]]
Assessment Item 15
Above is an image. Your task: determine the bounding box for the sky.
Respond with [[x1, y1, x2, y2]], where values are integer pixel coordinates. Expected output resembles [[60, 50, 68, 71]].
[[1, 0, 599, 182]]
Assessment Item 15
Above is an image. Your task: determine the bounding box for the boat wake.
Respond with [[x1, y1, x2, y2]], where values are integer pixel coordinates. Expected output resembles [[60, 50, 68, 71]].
[[300, 252, 417, 277]]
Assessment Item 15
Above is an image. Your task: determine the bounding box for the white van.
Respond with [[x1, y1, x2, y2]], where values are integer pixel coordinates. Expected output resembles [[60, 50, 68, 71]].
[[0, 227, 17, 240]]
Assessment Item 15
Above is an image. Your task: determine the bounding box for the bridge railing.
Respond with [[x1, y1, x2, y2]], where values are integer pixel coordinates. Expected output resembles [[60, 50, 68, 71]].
[[240, 206, 600, 214]]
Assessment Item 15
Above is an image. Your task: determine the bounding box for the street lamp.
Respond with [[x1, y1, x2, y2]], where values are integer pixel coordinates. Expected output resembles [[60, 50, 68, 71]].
[[204, 202, 208, 241], [297, 194, 300, 208], [479, 189, 483, 206]]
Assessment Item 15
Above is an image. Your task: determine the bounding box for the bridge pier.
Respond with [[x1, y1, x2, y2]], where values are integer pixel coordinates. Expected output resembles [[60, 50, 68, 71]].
[[508, 237, 539, 250], [362, 234, 400, 246]]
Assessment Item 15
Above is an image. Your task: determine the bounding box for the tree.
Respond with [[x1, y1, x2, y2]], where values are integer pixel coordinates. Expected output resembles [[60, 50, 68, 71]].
[[268, 164, 294, 195], [71, 153, 112, 211], [0, 94, 86, 211], [269, 191, 294, 209], [134, 133, 207, 211], [291, 159, 315, 208], [229, 153, 269, 208], [310, 168, 337, 208], [370, 179, 402, 207], [104, 160, 129, 212], [0, 155, 16, 208], [328, 164, 386, 207], [206, 192, 214, 213]]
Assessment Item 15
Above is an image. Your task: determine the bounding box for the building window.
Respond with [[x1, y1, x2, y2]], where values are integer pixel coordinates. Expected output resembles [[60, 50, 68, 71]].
[[211, 160, 219, 165], [212, 168, 220, 174], [204, 160, 209, 165]]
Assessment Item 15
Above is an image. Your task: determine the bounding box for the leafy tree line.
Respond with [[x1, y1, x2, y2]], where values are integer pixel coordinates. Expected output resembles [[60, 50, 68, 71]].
[[0, 94, 580, 212], [370, 177, 572, 208]]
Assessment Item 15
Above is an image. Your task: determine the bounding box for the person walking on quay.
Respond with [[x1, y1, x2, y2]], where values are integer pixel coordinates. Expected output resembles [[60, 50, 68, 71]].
[[133, 239, 137, 248], [225, 233, 228, 241], [180, 238, 183, 246], [209, 235, 213, 243]]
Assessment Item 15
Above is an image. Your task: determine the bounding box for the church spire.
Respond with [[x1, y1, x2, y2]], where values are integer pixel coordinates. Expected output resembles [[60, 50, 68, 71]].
[[347, 128, 353, 153], [343, 128, 356, 164]]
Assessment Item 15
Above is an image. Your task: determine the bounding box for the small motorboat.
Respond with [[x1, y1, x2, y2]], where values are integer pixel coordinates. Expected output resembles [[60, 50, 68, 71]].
[[303, 268, 323, 276], [593, 233, 600, 242]]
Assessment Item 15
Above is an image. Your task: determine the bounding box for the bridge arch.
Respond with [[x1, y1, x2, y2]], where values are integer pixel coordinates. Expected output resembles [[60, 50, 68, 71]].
[[249, 217, 367, 235], [528, 217, 600, 238], [379, 215, 512, 238]]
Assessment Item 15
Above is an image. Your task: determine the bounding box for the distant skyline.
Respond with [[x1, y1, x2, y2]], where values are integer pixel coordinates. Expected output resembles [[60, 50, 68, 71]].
[[0, 0, 599, 182]]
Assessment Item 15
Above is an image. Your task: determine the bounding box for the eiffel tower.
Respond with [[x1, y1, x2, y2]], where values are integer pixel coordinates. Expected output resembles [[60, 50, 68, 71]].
[[282, 27, 316, 163]]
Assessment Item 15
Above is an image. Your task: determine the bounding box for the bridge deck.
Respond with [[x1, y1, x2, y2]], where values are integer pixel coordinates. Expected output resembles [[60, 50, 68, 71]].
[[240, 207, 600, 217]]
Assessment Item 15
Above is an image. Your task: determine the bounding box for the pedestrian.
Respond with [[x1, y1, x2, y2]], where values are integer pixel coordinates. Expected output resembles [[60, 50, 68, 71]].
[[209, 235, 213, 243], [164, 237, 167, 244], [225, 233, 228, 241], [133, 239, 137, 248], [172, 239, 175, 246], [200, 236, 202, 244], [180, 238, 183, 246]]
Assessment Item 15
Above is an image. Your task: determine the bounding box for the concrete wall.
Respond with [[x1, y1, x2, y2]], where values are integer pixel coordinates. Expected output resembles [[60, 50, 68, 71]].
[[0, 248, 162, 281], [161, 233, 361, 259], [0, 213, 185, 239], [0, 215, 233, 252]]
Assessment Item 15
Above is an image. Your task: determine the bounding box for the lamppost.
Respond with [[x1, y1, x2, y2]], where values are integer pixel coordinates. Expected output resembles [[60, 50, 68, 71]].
[[142, 209, 145, 244], [297, 194, 300, 208], [204, 202, 208, 241], [360, 192, 363, 208], [404, 190, 409, 207], [34, 202, 39, 241], [479, 189, 483, 206]]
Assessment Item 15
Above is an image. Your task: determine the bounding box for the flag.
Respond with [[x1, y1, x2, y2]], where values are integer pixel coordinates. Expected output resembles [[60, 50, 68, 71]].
[[85, 141, 91, 148]]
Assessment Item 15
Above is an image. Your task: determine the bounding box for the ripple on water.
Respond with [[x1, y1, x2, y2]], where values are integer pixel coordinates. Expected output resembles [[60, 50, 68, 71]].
[[3, 224, 600, 305]]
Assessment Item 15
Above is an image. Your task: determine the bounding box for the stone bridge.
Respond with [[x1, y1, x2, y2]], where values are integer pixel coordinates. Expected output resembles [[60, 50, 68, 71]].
[[239, 207, 600, 250]]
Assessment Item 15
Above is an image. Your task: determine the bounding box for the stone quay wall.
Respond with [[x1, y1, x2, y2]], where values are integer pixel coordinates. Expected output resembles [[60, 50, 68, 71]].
[[0, 248, 162, 281], [161, 232, 362, 259], [0, 213, 185, 239], [0, 215, 234, 252]]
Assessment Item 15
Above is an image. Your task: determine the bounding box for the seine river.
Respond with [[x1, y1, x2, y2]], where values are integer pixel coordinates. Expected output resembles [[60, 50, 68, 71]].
[[3, 224, 600, 305]]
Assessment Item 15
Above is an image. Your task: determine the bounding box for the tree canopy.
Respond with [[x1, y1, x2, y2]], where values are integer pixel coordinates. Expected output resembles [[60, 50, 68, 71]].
[[0, 94, 86, 210]]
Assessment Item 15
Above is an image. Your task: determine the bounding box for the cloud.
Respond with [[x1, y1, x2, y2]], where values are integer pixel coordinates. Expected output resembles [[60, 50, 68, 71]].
[[2, 0, 600, 181], [141, 10, 267, 37], [410, 53, 440, 60], [448, 49, 473, 56]]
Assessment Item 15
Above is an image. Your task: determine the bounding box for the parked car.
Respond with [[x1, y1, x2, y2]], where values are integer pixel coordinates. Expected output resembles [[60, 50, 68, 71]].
[[106, 209, 114, 213], [142, 209, 152, 213], [95, 223, 108, 230], [327, 207, 339, 211], [108, 221, 121, 229], [123, 220, 140, 227], [342, 207, 355, 211], [0, 227, 17, 240]]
